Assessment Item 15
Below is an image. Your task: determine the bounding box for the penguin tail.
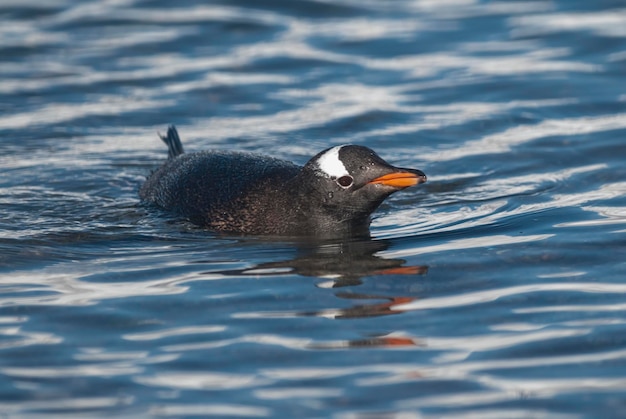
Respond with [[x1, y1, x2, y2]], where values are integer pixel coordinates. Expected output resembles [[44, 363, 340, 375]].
[[159, 125, 185, 159]]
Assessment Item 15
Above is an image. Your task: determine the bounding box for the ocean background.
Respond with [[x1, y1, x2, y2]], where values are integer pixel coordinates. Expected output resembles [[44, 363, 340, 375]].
[[1, 0, 626, 417]]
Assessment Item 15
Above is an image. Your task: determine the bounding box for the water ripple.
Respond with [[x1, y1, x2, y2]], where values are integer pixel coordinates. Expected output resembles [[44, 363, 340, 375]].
[[392, 282, 626, 311]]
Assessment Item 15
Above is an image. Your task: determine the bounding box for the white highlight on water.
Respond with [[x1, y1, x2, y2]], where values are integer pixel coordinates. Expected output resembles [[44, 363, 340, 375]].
[[316, 145, 349, 178]]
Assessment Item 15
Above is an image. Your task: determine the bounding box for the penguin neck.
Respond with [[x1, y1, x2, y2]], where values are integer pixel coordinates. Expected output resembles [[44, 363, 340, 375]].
[[284, 173, 373, 239]]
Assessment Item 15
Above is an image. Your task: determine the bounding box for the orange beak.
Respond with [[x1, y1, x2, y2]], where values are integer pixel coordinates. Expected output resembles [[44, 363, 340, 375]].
[[368, 171, 427, 188]]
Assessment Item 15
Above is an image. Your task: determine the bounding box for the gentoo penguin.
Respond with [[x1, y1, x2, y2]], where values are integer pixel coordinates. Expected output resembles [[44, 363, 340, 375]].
[[140, 126, 426, 238]]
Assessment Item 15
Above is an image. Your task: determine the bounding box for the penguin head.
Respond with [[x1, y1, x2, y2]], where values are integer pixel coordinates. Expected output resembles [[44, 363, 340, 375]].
[[299, 145, 427, 220]]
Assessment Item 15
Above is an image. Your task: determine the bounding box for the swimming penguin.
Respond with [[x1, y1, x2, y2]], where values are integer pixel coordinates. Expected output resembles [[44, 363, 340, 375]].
[[140, 126, 426, 238]]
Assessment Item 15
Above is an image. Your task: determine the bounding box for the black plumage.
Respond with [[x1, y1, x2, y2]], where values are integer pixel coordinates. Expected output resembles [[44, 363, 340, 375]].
[[140, 126, 426, 238]]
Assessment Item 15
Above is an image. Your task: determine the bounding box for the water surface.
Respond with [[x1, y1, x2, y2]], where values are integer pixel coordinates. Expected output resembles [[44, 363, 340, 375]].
[[1, 0, 626, 417]]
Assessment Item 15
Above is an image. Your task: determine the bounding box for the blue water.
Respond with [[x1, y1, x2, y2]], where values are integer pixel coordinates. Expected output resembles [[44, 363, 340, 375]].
[[1, 0, 626, 417]]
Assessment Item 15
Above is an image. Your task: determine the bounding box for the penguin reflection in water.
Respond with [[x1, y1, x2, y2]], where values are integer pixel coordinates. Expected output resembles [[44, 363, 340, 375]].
[[140, 126, 426, 238]]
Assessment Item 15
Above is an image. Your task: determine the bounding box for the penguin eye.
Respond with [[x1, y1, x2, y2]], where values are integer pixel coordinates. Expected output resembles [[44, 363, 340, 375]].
[[337, 175, 353, 188]]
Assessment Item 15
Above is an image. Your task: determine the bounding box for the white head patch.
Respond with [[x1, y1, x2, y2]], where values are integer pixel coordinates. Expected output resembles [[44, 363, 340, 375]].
[[316, 145, 349, 178]]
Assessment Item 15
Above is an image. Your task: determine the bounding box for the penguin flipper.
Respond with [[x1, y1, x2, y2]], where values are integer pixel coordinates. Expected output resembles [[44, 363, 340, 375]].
[[159, 125, 185, 159]]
